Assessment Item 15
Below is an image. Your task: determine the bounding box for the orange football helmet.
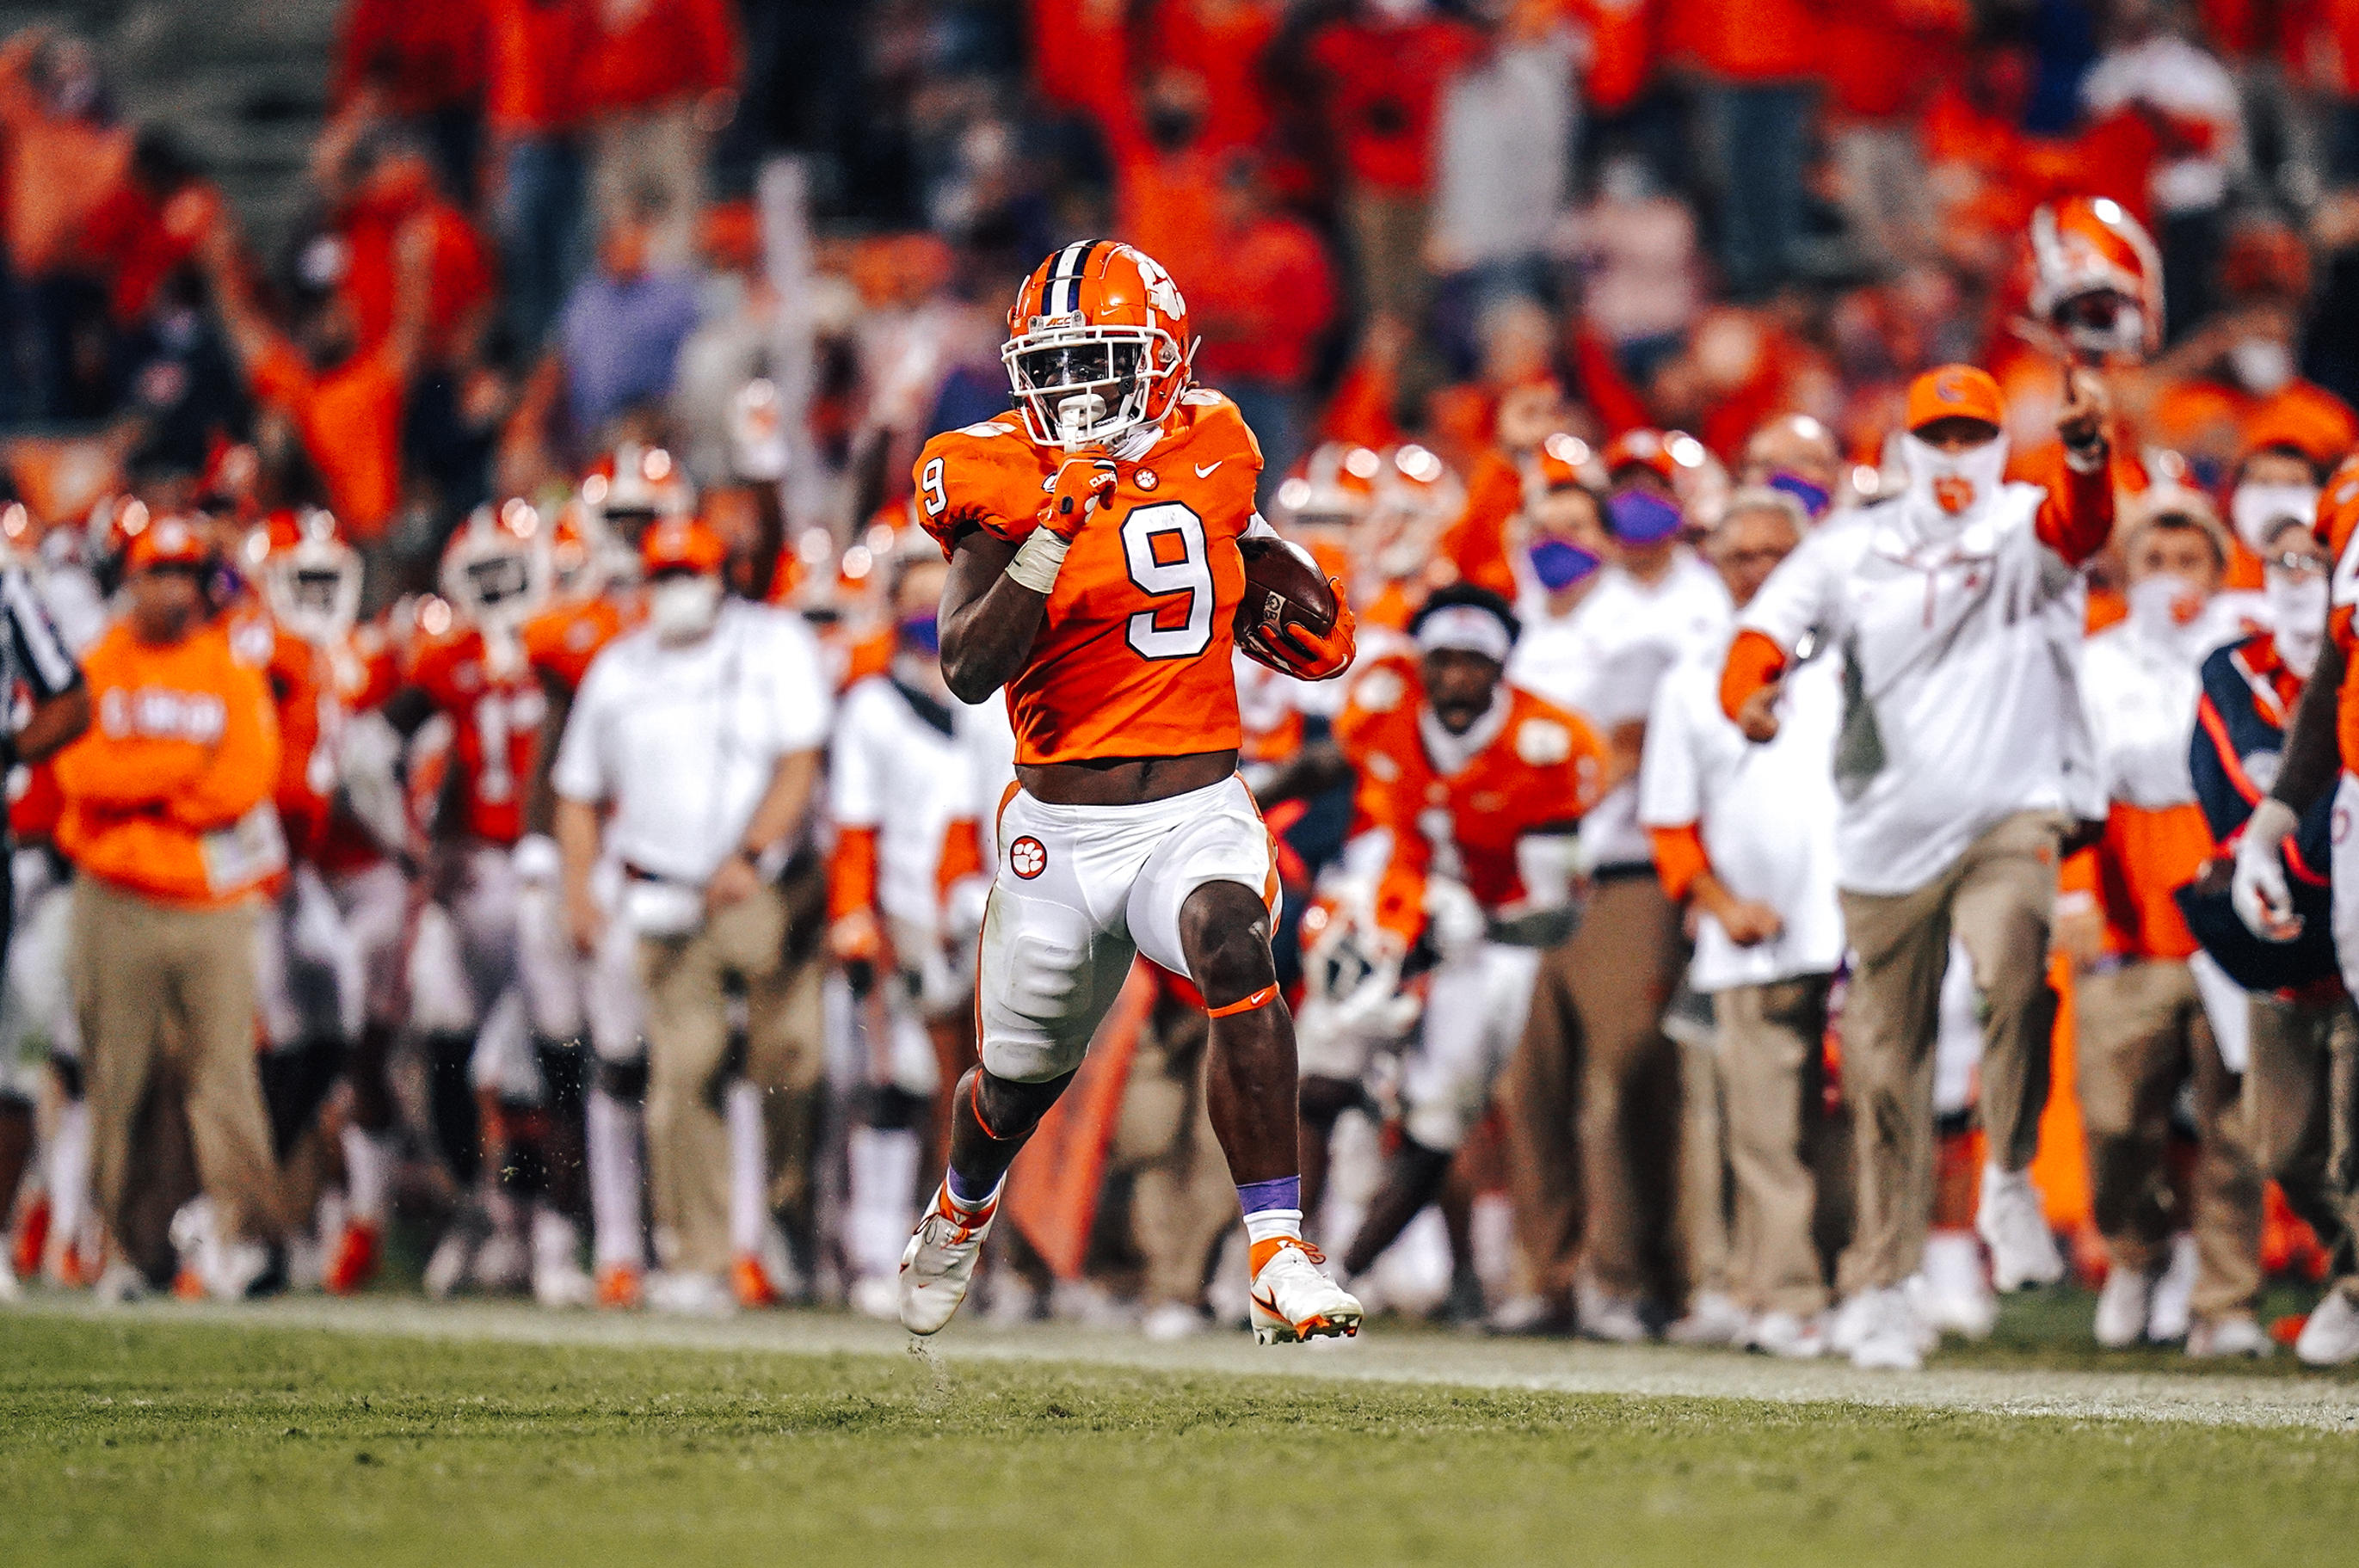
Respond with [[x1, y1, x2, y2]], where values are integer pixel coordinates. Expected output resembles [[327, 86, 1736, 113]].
[[252, 507, 362, 642], [1003, 240, 1194, 450], [2028, 195, 2164, 361], [582, 443, 693, 544], [440, 500, 545, 631]]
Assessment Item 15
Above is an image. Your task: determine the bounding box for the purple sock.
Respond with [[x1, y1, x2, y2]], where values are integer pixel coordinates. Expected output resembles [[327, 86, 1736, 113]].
[[1236, 1176, 1301, 1215], [945, 1165, 998, 1207]]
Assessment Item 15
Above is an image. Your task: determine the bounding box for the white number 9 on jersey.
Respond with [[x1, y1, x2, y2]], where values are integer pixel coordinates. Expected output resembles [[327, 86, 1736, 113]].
[[1121, 502, 1213, 660], [921, 458, 947, 517]]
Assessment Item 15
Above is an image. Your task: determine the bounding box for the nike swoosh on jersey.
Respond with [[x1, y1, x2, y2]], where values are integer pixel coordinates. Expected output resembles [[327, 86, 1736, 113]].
[[1195, 461, 1222, 477]]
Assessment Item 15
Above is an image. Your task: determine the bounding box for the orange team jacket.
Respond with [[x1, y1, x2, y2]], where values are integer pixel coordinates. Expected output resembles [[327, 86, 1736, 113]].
[[1333, 651, 1607, 946], [2078, 800, 2212, 961], [54, 618, 285, 907], [522, 593, 638, 695], [913, 392, 1264, 765], [403, 626, 548, 845]]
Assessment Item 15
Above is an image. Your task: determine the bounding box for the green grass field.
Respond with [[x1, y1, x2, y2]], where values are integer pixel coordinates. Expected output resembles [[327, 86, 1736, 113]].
[[6, 1304, 2359, 1567]]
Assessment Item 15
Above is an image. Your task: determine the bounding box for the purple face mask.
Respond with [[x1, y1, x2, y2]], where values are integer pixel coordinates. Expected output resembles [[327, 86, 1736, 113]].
[[1528, 538, 1603, 593], [1608, 488, 1683, 544], [1766, 470, 1830, 520], [898, 614, 941, 655]]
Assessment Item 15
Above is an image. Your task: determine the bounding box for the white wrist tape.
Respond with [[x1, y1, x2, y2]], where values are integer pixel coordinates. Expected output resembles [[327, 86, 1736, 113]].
[[1006, 527, 1070, 593]]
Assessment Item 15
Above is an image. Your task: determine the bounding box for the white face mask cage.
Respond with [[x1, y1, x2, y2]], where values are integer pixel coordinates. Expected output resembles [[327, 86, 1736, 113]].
[[441, 532, 543, 634], [269, 548, 362, 643], [1001, 323, 1184, 450]]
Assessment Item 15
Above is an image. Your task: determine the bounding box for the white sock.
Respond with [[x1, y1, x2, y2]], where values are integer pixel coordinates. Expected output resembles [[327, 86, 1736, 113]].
[[532, 1206, 582, 1272], [847, 1126, 921, 1280], [726, 1080, 767, 1257], [339, 1125, 392, 1223], [47, 1095, 90, 1254], [1243, 1207, 1304, 1249], [586, 1088, 646, 1270]]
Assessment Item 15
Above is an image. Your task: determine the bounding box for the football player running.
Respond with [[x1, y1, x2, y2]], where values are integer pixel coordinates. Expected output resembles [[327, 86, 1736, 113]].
[[900, 240, 1361, 1344]]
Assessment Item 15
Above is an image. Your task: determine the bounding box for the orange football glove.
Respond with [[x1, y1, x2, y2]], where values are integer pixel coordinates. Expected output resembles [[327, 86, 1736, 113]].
[[1241, 581, 1357, 680], [1041, 457, 1120, 543]]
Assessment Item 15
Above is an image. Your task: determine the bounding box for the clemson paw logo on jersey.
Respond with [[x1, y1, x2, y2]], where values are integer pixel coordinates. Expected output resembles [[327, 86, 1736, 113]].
[[1010, 836, 1049, 879]]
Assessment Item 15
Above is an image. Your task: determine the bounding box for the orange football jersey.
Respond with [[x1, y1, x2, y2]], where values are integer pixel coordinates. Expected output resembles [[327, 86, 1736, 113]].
[[403, 626, 548, 845], [913, 391, 1264, 765], [1333, 650, 1605, 944], [258, 619, 399, 864], [522, 593, 638, 694], [2319, 457, 2359, 773]]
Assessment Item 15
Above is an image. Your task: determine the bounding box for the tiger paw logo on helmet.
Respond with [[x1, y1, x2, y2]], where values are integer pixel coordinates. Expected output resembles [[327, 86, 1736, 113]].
[[1010, 836, 1048, 879]]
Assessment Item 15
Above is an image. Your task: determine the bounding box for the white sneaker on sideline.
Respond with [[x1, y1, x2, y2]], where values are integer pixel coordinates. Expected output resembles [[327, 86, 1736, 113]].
[[94, 1261, 148, 1305], [2186, 1313, 2272, 1359], [644, 1270, 736, 1317], [1577, 1285, 1652, 1344], [471, 1227, 531, 1294], [0, 1257, 18, 1301], [2296, 1288, 2359, 1366], [1846, 1287, 1925, 1371], [1977, 1165, 2065, 1291], [1745, 1310, 1826, 1359], [1141, 1301, 1206, 1343], [1665, 1289, 1750, 1348], [1248, 1239, 1363, 1345], [531, 1211, 595, 1308], [900, 1182, 1001, 1336], [2145, 1233, 2196, 1344], [847, 1274, 901, 1322], [1911, 1229, 1999, 1340], [2094, 1264, 2156, 1349]]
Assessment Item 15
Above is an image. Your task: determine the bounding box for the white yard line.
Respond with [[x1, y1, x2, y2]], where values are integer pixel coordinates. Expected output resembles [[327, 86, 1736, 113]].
[[13, 1294, 2359, 1433]]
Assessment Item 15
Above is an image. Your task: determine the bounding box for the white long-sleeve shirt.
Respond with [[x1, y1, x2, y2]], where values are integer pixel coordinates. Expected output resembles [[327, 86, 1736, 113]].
[[1737, 485, 2100, 895]]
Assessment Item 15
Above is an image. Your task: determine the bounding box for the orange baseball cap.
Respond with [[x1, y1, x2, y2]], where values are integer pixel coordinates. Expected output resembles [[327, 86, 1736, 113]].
[[2240, 401, 2347, 470], [641, 517, 729, 575], [125, 513, 210, 573], [1905, 365, 2006, 433]]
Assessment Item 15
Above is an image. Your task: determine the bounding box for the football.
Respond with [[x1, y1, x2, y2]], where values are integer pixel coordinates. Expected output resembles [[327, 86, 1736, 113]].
[[1235, 534, 1337, 651]]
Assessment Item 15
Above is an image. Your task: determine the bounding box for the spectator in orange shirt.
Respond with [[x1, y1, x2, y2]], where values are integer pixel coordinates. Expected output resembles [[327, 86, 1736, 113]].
[[485, 0, 593, 353], [55, 516, 287, 1301], [1306, 0, 1482, 329], [198, 201, 433, 553], [1192, 158, 1340, 501], [581, 0, 742, 272], [330, 0, 488, 195], [1677, 0, 1823, 299]]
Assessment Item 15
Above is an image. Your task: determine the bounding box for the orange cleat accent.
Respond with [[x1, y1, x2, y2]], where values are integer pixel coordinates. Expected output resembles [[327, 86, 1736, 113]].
[[731, 1252, 781, 1309], [323, 1221, 382, 1296], [10, 1192, 50, 1279], [172, 1267, 206, 1301], [594, 1262, 643, 1309], [1247, 1235, 1325, 1276], [50, 1238, 96, 1289]]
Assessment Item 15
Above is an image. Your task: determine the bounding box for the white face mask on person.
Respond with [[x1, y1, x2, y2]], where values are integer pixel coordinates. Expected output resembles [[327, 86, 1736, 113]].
[[2126, 572, 2212, 651], [2230, 337, 2296, 396], [649, 573, 723, 641], [2264, 571, 2328, 676], [2230, 483, 2319, 554], [1900, 431, 2010, 522]]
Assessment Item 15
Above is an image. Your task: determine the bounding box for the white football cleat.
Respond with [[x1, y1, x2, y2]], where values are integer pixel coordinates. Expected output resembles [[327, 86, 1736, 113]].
[[1247, 1238, 1363, 1345], [2297, 1288, 2359, 1366], [1977, 1165, 2065, 1291], [1910, 1229, 1999, 1340], [1744, 1310, 1826, 1360], [1576, 1284, 1653, 1344], [531, 1209, 597, 1310], [1664, 1288, 1750, 1348], [899, 1181, 1001, 1337], [2094, 1264, 2155, 1349], [1846, 1287, 1925, 1372], [2186, 1313, 2272, 1360], [2145, 1233, 2196, 1344]]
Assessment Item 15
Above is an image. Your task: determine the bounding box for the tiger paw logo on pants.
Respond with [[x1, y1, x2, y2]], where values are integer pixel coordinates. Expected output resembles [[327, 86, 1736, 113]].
[[1010, 836, 1048, 879]]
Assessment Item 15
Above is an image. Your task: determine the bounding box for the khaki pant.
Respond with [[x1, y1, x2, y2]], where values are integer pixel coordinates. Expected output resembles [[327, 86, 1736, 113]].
[[1714, 975, 1834, 1317], [73, 878, 280, 1255], [637, 883, 823, 1276], [1837, 811, 2064, 1290], [1500, 873, 1685, 1304], [2246, 991, 2359, 1296], [1342, 183, 1432, 329], [589, 104, 705, 273], [2076, 959, 2262, 1319]]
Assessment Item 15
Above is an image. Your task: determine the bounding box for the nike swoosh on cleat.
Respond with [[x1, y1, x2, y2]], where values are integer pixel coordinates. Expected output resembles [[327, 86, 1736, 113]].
[[1195, 462, 1221, 477]]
